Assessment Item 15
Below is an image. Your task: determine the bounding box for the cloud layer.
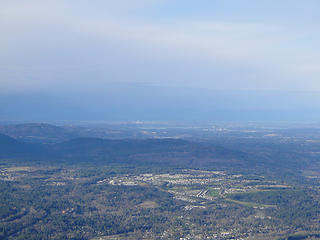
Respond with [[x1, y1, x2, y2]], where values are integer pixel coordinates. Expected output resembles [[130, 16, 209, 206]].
[[1, 1, 320, 121], [1, 0, 320, 92]]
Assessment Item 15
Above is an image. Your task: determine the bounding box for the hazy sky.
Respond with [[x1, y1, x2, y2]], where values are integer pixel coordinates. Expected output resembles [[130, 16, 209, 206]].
[[1, 0, 320, 121]]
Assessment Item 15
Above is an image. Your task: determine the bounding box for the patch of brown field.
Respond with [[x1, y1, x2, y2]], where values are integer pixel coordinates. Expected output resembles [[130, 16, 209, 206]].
[[138, 201, 159, 209]]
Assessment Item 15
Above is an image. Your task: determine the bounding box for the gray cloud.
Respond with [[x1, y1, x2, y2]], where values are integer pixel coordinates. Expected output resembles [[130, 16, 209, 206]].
[[1, 0, 320, 92]]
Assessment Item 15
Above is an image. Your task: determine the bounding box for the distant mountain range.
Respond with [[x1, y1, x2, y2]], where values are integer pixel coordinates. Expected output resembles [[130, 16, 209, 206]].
[[0, 132, 248, 168], [0, 123, 177, 143], [0, 123, 140, 144], [1, 123, 319, 178], [0, 123, 83, 143]]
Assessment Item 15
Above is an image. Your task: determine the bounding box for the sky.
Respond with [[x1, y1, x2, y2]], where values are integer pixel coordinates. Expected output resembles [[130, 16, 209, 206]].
[[1, 0, 320, 121]]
